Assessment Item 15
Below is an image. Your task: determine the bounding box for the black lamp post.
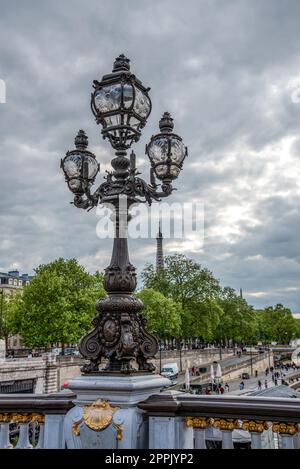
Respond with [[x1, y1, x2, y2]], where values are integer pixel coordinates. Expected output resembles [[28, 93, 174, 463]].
[[61, 55, 187, 374]]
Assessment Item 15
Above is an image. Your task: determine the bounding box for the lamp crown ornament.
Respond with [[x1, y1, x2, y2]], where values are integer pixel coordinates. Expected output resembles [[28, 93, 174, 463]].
[[113, 54, 131, 72], [74, 129, 88, 150], [159, 112, 174, 133], [61, 56, 187, 374]]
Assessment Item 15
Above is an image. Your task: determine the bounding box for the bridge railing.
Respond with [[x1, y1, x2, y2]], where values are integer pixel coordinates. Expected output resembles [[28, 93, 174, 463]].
[[0, 392, 74, 448], [138, 393, 300, 450], [1, 389, 300, 449]]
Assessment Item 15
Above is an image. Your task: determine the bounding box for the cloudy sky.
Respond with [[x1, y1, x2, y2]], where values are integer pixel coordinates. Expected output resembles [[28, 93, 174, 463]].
[[1, 0, 300, 311]]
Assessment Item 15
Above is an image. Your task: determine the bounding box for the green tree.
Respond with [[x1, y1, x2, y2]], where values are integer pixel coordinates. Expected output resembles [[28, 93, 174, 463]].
[[0, 292, 22, 352], [257, 304, 298, 344], [142, 254, 223, 340], [137, 288, 182, 339], [15, 258, 105, 350], [183, 298, 224, 342], [216, 287, 258, 345], [142, 254, 221, 307]]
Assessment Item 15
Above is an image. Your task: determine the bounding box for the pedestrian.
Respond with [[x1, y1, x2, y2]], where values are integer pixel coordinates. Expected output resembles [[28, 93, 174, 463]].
[[255, 370, 258, 378], [220, 386, 225, 394], [272, 374, 275, 382], [258, 380, 262, 390], [239, 381, 245, 391], [265, 380, 268, 389], [225, 383, 229, 392], [275, 378, 278, 386]]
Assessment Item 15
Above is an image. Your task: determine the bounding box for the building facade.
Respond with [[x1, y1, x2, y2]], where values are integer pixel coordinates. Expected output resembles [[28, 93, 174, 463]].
[[0, 270, 33, 293]]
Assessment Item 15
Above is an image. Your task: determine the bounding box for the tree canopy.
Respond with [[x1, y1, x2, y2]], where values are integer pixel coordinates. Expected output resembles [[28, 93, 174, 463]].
[[0, 291, 21, 351], [15, 258, 105, 348], [137, 288, 182, 339], [141, 254, 300, 345], [7, 254, 300, 349], [141, 254, 223, 340], [256, 304, 298, 344]]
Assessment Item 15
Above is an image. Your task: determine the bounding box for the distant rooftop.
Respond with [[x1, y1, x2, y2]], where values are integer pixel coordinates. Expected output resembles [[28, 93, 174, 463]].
[[0, 270, 34, 287]]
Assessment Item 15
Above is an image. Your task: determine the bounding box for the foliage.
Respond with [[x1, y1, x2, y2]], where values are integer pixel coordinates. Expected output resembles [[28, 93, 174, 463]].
[[137, 288, 182, 338], [0, 292, 22, 350], [142, 254, 221, 307], [256, 304, 298, 344], [216, 287, 258, 345], [142, 254, 300, 345], [15, 258, 105, 348], [142, 254, 223, 339]]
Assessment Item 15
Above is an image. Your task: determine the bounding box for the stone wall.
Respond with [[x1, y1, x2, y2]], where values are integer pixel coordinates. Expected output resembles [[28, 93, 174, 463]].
[[0, 356, 47, 393], [56, 356, 83, 390], [219, 354, 274, 382], [0, 349, 235, 393], [151, 349, 233, 372], [0, 354, 81, 394]]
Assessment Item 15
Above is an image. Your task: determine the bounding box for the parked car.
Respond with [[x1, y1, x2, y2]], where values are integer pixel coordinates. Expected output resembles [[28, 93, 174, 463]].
[[161, 363, 179, 383], [61, 348, 80, 356], [241, 372, 250, 380]]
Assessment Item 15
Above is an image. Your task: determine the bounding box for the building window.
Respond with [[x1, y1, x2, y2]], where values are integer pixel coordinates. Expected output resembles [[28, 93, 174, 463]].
[[18, 280, 22, 286], [14, 280, 17, 286], [9, 279, 13, 285]]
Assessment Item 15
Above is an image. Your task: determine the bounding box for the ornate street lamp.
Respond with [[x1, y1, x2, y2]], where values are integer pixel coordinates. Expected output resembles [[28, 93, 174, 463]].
[[61, 130, 100, 197], [91, 54, 151, 150], [146, 112, 187, 184], [61, 55, 187, 374]]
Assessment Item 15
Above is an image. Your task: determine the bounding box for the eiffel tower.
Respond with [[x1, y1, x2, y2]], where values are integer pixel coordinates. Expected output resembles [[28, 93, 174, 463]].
[[156, 222, 164, 272]]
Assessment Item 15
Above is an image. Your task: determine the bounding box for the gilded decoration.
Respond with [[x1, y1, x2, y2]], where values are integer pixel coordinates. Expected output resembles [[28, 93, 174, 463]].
[[186, 417, 212, 429], [30, 413, 45, 424], [72, 399, 121, 438], [0, 413, 12, 423], [242, 420, 269, 433], [11, 413, 32, 424], [3, 413, 45, 424], [213, 418, 240, 431], [272, 422, 300, 435]]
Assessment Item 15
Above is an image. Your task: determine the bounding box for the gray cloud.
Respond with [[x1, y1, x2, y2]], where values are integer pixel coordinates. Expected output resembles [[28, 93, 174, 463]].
[[1, 0, 300, 311]]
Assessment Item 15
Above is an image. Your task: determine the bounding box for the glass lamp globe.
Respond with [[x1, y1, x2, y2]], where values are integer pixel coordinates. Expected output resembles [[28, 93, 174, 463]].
[[146, 112, 187, 181], [61, 130, 99, 195], [91, 54, 152, 151]]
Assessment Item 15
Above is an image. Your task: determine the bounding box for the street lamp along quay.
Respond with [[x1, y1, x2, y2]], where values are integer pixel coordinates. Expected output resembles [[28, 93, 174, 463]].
[[61, 55, 187, 374]]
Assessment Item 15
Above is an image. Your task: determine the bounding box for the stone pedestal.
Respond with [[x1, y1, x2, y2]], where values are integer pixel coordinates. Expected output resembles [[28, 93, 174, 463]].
[[64, 374, 170, 449]]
